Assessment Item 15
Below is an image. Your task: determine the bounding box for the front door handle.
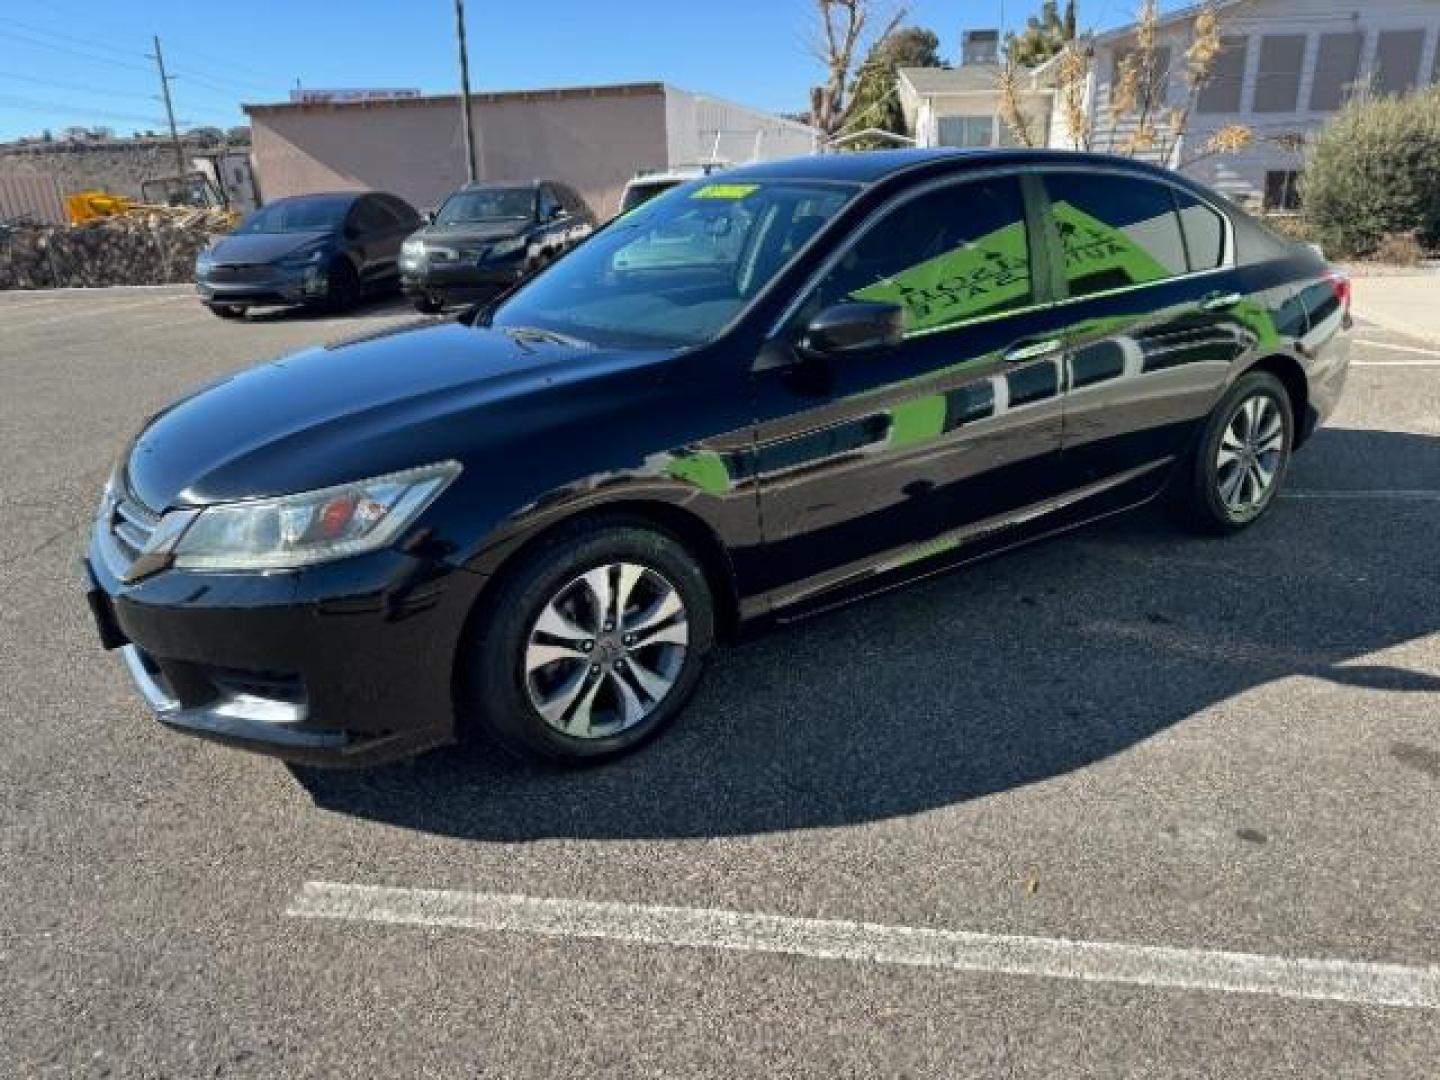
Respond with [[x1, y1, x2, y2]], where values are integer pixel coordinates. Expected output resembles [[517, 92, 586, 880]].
[[1199, 291, 1244, 312], [1004, 338, 1063, 364]]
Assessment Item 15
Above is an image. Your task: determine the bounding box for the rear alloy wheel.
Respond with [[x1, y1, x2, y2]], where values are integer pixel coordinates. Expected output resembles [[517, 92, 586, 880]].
[[461, 522, 714, 762], [1180, 371, 1294, 533]]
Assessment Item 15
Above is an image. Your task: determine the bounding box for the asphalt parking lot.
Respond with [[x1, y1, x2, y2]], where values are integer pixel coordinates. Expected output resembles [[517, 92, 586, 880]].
[[2, 284, 1438, 1077]]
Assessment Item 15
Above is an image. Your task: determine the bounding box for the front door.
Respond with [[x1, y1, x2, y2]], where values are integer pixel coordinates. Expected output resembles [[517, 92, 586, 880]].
[[750, 173, 1069, 613]]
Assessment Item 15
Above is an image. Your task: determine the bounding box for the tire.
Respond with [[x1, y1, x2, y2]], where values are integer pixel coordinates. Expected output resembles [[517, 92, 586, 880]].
[[324, 259, 361, 312], [1178, 370, 1294, 534], [206, 303, 245, 319], [413, 295, 445, 314], [459, 519, 716, 763]]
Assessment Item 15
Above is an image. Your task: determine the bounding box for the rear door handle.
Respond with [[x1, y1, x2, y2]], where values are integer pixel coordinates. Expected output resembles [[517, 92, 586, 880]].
[[1004, 338, 1063, 363], [1199, 291, 1244, 312]]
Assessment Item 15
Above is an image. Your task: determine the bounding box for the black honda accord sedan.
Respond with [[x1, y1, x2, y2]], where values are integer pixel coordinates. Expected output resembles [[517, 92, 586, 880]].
[[84, 150, 1352, 767]]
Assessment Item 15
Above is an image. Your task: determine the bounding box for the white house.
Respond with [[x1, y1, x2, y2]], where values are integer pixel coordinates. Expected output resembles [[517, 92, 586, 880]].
[[897, 29, 1055, 149], [906, 1, 1440, 210], [1078, 0, 1440, 207]]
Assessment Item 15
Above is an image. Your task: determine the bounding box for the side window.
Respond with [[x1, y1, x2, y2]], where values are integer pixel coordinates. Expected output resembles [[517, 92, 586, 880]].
[[537, 186, 562, 219], [1044, 173, 1189, 297], [382, 195, 420, 230], [351, 198, 397, 236], [1174, 190, 1226, 271], [810, 176, 1033, 335]]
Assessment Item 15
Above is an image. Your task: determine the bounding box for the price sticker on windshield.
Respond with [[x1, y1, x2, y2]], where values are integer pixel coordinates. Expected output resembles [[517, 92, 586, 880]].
[[691, 183, 759, 200]]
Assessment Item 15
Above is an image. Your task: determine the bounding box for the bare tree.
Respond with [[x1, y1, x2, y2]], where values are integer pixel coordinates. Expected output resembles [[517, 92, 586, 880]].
[[809, 0, 908, 139]]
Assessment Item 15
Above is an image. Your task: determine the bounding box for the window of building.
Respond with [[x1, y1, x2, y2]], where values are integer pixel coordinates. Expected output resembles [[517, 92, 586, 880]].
[[1253, 34, 1306, 113], [1309, 32, 1365, 112], [936, 115, 996, 148], [1374, 29, 1426, 97], [1263, 171, 1303, 212], [1043, 173, 1190, 298], [1112, 45, 1172, 107], [813, 176, 1033, 334], [1196, 36, 1248, 114]]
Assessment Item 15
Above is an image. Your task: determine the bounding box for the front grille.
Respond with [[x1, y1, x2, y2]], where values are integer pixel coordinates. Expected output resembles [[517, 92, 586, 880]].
[[208, 263, 273, 283], [110, 494, 159, 561]]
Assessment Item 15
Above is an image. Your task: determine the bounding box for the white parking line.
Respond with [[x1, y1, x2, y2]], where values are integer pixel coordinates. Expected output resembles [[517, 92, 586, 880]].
[[286, 882, 1440, 1010], [6, 293, 193, 329], [1283, 490, 1440, 501], [1353, 339, 1440, 358]]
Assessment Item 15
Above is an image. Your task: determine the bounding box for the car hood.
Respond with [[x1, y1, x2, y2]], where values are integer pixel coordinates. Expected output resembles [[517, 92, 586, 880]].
[[418, 221, 530, 245], [124, 321, 662, 510], [207, 231, 330, 264]]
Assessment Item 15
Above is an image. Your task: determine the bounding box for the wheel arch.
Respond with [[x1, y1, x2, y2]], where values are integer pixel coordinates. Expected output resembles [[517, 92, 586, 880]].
[[1245, 352, 1312, 447]]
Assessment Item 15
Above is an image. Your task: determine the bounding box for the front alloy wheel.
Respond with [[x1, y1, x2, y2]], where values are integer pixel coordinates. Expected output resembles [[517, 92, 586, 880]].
[[460, 520, 714, 762], [524, 563, 689, 739]]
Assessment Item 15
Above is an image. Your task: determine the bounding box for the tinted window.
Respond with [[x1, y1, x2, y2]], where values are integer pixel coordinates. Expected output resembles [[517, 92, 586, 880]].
[[1044, 173, 1188, 297], [556, 183, 588, 216], [811, 176, 1033, 334], [352, 198, 398, 235], [234, 196, 352, 235], [381, 194, 420, 229], [537, 186, 562, 219], [1175, 190, 1226, 270], [490, 180, 856, 349]]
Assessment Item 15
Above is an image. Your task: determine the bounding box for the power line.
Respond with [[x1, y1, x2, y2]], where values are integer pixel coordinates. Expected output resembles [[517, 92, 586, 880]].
[[0, 71, 158, 104], [0, 28, 154, 74], [0, 94, 171, 127], [169, 68, 272, 97], [0, 14, 146, 60]]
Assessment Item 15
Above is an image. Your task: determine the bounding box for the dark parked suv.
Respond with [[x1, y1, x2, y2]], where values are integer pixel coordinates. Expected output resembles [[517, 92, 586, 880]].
[[195, 191, 421, 318], [400, 180, 595, 312], [87, 150, 1351, 768]]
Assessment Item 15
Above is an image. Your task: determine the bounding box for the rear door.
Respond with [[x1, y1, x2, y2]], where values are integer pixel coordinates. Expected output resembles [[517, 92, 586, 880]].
[[751, 171, 1070, 612], [1037, 169, 1251, 498], [347, 196, 407, 284]]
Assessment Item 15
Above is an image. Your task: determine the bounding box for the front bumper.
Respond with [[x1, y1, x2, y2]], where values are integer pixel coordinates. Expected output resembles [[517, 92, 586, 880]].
[[196, 261, 328, 308], [82, 537, 484, 767], [400, 253, 526, 300]]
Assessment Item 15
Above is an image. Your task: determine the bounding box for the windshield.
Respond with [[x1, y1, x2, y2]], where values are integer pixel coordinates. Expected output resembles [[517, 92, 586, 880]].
[[234, 197, 351, 235], [436, 188, 535, 225], [491, 180, 856, 349]]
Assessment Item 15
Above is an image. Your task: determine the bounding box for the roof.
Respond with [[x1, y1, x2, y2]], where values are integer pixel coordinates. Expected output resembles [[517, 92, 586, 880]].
[[244, 81, 668, 115], [897, 65, 1003, 96], [1094, 0, 1249, 44], [718, 147, 1177, 186]]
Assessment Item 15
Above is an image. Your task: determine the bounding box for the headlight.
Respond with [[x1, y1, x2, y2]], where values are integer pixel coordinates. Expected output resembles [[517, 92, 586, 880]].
[[169, 461, 461, 571], [401, 238, 426, 258], [488, 236, 526, 258], [278, 247, 326, 268]]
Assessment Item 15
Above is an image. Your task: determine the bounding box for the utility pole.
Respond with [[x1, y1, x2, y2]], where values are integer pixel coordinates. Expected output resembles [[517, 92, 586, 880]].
[[149, 35, 186, 182], [453, 0, 478, 183]]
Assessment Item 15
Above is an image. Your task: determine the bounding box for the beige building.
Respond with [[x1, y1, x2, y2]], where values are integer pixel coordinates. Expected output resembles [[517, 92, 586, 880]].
[[244, 82, 816, 219]]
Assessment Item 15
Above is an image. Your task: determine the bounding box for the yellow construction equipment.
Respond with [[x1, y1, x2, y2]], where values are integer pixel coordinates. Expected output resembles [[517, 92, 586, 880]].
[[65, 190, 135, 224]]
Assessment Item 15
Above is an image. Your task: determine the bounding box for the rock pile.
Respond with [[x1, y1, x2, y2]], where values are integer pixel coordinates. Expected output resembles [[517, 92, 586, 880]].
[[0, 207, 233, 289]]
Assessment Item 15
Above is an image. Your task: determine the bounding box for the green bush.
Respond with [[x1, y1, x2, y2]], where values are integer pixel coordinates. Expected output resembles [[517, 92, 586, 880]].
[[1302, 85, 1440, 259]]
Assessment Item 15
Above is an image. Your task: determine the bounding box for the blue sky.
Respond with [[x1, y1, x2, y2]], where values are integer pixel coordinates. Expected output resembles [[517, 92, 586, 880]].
[[0, 0, 1164, 141]]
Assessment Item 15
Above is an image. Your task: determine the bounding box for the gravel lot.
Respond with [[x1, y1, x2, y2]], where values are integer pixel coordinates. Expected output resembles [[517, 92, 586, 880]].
[[2, 285, 1438, 1077]]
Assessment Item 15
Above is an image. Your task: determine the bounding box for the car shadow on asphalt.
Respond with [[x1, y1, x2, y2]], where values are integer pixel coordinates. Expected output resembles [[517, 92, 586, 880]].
[[242, 292, 417, 323], [291, 427, 1440, 841]]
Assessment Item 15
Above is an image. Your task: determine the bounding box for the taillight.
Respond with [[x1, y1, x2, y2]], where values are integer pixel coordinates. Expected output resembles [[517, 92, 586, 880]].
[[1324, 270, 1352, 318]]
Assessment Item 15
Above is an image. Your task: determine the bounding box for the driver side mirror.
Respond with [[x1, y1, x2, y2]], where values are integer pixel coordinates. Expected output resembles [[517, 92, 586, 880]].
[[548, 204, 568, 221], [798, 301, 905, 360]]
